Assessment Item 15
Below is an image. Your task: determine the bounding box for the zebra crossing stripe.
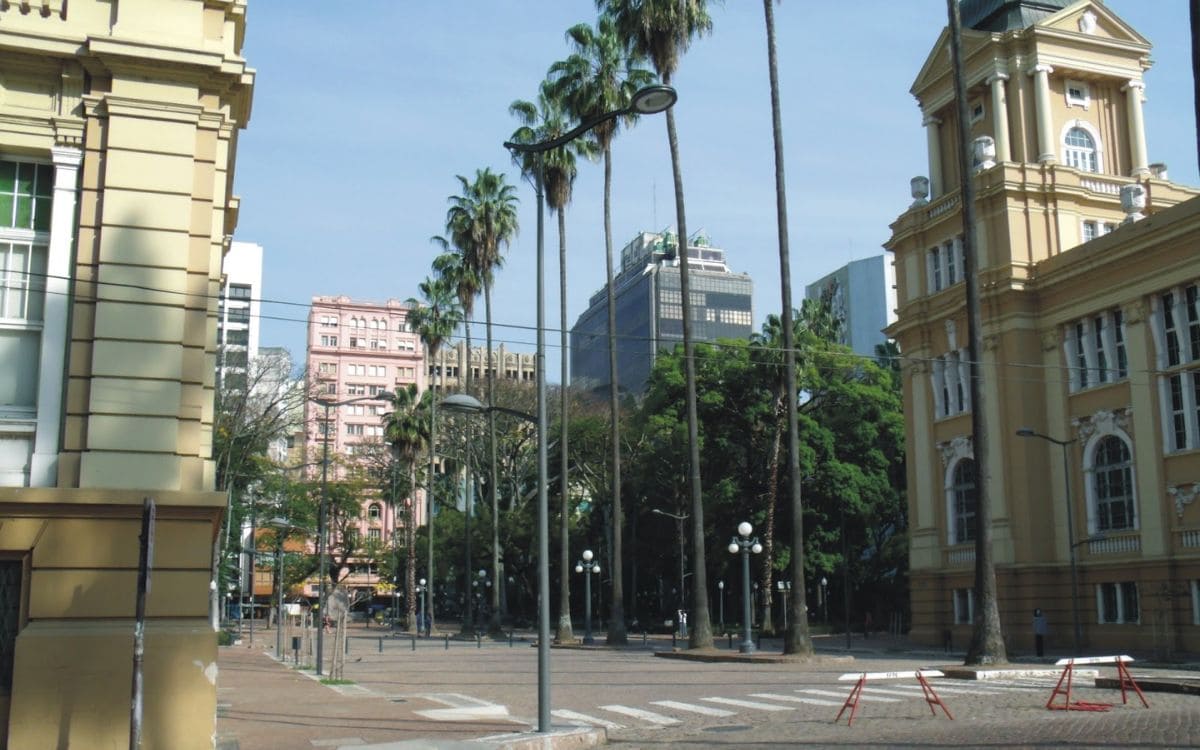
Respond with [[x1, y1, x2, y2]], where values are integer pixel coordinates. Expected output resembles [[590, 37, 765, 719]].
[[802, 689, 900, 703], [749, 692, 842, 707], [701, 696, 794, 711], [650, 700, 737, 717], [600, 705, 682, 726], [552, 709, 625, 730]]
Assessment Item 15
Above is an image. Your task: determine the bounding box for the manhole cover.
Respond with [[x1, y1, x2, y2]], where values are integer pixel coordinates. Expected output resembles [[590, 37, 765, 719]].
[[389, 698, 408, 703], [703, 725, 751, 733]]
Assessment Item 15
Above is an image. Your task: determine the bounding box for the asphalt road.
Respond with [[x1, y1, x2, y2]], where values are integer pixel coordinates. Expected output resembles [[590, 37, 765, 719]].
[[328, 632, 1200, 748]]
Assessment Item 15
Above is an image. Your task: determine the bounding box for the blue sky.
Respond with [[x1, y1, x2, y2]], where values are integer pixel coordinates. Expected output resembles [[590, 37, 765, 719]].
[[234, 1, 1198, 382]]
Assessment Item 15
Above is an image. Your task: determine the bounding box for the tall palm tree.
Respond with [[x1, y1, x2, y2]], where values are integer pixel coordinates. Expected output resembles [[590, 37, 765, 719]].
[[947, 0, 1005, 664], [600, 0, 715, 649], [511, 79, 591, 643], [431, 246, 482, 635], [381, 383, 428, 633], [550, 14, 654, 647], [406, 274, 462, 634], [761, 0, 812, 655], [443, 168, 519, 633]]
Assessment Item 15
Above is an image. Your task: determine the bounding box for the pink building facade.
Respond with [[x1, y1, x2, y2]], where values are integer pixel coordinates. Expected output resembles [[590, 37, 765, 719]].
[[304, 296, 428, 598]]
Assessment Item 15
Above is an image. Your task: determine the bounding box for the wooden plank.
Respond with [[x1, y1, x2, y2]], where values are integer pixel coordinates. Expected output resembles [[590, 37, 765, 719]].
[[838, 669, 945, 681], [1054, 655, 1133, 666]]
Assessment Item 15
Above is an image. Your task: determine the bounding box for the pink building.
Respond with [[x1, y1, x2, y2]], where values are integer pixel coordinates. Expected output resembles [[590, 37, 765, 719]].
[[304, 296, 428, 598]]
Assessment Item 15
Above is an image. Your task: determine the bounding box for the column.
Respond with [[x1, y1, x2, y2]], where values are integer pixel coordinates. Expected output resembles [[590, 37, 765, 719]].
[[924, 114, 943, 199], [987, 73, 1012, 162], [29, 146, 83, 486], [1123, 80, 1149, 177], [1030, 64, 1056, 163]]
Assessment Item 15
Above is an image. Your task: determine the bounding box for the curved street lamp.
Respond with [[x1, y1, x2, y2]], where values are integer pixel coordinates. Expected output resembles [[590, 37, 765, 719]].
[[503, 84, 676, 733], [728, 522, 762, 654], [574, 550, 600, 645]]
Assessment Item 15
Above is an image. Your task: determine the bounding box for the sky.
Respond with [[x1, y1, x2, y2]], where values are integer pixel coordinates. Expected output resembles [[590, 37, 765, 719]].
[[233, 1, 1199, 383]]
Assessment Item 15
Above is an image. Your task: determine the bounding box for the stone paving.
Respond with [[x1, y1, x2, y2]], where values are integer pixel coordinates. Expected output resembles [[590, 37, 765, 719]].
[[217, 625, 1200, 749]]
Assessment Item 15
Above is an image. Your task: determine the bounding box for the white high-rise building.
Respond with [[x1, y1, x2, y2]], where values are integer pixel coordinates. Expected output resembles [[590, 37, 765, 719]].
[[804, 255, 897, 358], [219, 240, 263, 392]]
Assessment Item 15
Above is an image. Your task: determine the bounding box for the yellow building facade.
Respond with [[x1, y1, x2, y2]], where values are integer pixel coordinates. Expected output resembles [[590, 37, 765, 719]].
[[0, 1, 252, 747], [887, 0, 1200, 657]]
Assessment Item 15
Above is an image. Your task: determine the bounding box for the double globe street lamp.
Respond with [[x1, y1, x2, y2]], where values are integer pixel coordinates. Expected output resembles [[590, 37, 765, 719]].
[[574, 550, 600, 645], [501, 83, 676, 732], [728, 522, 762, 654]]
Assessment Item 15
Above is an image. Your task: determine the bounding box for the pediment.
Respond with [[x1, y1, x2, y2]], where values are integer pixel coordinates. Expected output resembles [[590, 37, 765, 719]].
[[911, 26, 994, 100], [1037, 1, 1149, 46]]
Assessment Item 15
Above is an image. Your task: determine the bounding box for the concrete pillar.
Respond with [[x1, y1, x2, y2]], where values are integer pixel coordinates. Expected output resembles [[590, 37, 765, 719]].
[[988, 73, 1012, 162], [1123, 80, 1149, 177], [924, 114, 943, 198], [1030, 64, 1056, 163]]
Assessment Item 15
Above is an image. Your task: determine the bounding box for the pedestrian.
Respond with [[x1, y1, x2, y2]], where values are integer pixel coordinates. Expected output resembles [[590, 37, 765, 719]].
[[1033, 608, 1047, 657]]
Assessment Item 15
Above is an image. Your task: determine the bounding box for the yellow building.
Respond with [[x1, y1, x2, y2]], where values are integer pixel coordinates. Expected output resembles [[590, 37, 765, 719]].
[[0, 2, 253, 747], [886, 0, 1200, 657]]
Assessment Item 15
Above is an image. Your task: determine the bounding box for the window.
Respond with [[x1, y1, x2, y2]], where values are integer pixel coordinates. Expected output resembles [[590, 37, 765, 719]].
[[951, 459, 977, 544], [1081, 221, 1098, 243], [318, 362, 337, 376], [1092, 435, 1135, 532], [319, 335, 337, 347], [228, 284, 251, 300], [1153, 285, 1200, 452], [345, 404, 364, 416], [1097, 582, 1138, 624], [368, 503, 381, 520], [953, 588, 974, 625], [0, 242, 48, 412], [1065, 309, 1127, 392], [926, 236, 964, 294], [368, 384, 384, 395], [931, 349, 970, 418], [226, 306, 249, 324], [320, 315, 338, 328], [368, 528, 382, 541], [969, 100, 985, 124], [0, 160, 53, 231], [347, 383, 366, 395], [397, 339, 415, 351], [346, 424, 364, 436], [1064, 127, 1099, 173], [1065, 80, 1090, 109], [224, 329, 249, 347]]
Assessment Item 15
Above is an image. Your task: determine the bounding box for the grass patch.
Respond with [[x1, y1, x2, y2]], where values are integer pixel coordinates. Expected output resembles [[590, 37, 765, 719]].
[[320, 678, 355, 686]]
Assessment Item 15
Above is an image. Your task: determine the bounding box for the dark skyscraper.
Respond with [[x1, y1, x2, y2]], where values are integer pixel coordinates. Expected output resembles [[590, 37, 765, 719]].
[[571, 231, 754, 395]]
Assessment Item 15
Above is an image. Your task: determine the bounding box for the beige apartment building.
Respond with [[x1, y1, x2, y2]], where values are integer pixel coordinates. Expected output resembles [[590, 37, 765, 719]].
[[0, 1, 253, 748], [887, 0, 1200, 656], [430, 339, 537, 392]]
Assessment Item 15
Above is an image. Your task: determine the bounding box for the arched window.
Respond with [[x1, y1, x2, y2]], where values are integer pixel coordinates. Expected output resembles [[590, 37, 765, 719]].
[[950, 458, 977, 544], [368, 503, 381, 520], [1064, 127, 1098, 173], [1092, 435, 1135, 531]]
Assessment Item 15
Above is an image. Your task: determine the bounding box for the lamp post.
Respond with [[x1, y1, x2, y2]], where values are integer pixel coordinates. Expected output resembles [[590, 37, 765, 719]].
[[776, 580, 791, 630], [417, 578, 427, 636], [820, 576, 829, 625], [472, 568, 491, 633], [651, 508, 688, 627], [717, 581, 725, 634], [312, 392, 392, 675], [575, 550, 600, 645], [264, 517, 300, 658], [728, 522, 762, 654], [504, 84, 675, 732], [1017, 427, 1083, 655]]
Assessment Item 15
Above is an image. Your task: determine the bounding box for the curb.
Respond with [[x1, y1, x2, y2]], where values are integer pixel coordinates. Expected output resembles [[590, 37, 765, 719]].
[[653, 648, 855, 664], [1096, 676, 1200, 695], [346, 726, 606, 750]]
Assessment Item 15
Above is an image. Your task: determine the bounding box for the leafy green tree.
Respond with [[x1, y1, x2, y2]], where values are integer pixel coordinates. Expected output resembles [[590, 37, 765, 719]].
[[600, 0, 718, 649], [380, 383, 429, 632]]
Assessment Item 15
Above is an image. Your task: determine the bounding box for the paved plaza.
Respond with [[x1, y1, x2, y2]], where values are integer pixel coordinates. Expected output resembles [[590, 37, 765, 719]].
[[216, 625, 1200, 749]]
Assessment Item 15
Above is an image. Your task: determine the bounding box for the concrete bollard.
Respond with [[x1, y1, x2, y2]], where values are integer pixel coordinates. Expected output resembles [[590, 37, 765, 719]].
[[509, 631, 514, 648], [345, 638, 349, 655], [477, 634, 482, 649], [728, 633, 733, 649], [378, 637, 383, 653], [411, 636, 416, 651], [444, 634, 449, 650], [643, 631, 648, 646]]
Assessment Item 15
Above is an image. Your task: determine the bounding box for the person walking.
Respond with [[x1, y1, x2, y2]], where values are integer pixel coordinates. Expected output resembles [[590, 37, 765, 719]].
[[1033, 608, 1048, 657]]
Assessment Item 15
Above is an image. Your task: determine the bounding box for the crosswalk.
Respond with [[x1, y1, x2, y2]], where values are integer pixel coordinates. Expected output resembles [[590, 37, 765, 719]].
[[550, 677, 1071, 732]]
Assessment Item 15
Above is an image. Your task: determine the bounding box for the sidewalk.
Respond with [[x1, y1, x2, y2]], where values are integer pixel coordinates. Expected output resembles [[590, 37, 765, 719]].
[[216, 640, 532, 750]]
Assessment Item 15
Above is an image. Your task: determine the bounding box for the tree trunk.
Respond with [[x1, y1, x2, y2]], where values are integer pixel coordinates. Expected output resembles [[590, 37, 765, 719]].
[[556, 205, 575, 644], [763, 0, 813, 656], [407, 464, 418, 632], [760, 396, 782, 637], [662, 75, 712, 650], [603, 147, 627, 645], [948, 0, 1006, 665], [486, 284, 502, 634], [427, 345, 440, 634]]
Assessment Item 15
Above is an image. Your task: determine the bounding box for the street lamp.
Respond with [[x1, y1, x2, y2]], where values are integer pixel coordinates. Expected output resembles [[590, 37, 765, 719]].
[[776, 580, 791, 630], [820, 576, 829, 625], [717, 580, 725, 634], [311, 392, 392, 675], [472, 568, 491, 633], [650, 508, 688, 630], [1017, 427, 1083, 655], [728, 522, 762, 654], [265, 517, 303, 658], [574, 550, 600, 645], [504, 83, 675, 733], [417, 577, 427, 636]]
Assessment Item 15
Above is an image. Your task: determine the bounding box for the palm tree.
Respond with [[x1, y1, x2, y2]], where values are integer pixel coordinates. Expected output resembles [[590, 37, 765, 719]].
[[406, 274, 462, 634], [600, 0, 715, 649], [511, 79, 591, 643], [947, 0, 1005, 664], [380, 383, 428, 633], [760, 0, 812, 656], [550, 14, 654, 647], [443, 168, 519, 633]]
